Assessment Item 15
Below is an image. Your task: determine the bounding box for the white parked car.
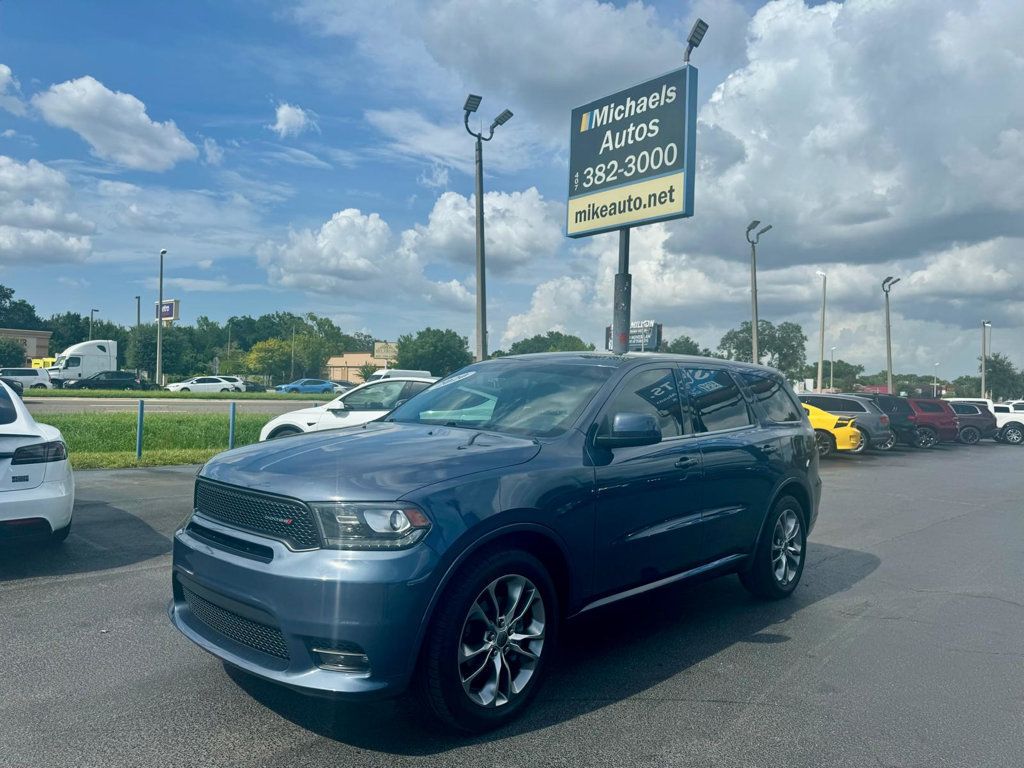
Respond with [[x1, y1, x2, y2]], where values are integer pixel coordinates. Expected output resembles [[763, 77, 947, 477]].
[[0, 381, 74, 544], [259, 376, 436, 440], [165, 376, 241, 393], [0, 367, 52, 389]]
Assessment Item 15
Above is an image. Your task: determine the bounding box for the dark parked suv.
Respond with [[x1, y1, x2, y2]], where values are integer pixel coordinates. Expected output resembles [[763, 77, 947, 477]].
[[169, 353, 821, 732], [948, 402, 998, 444], [798, 393, 893, 451]]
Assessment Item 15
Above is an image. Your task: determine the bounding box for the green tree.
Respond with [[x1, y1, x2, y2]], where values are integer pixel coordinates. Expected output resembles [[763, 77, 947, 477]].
[[799, 359, 865, 391], [0, 285, 45, 330], [659, 334, 714, 356], [951, 375, 980, 397], [127, 324, 200, 380], [0, 337, 28, 366], [245, 339, 292, 383], [397, 328, 472, 376], [357, 362, 380, 382], [982, 352, 1022, 400], [292, 332, 330, 378], [505, 331, 595, 355], [46, 312, 89, 354], [718, 320, 807, 378]]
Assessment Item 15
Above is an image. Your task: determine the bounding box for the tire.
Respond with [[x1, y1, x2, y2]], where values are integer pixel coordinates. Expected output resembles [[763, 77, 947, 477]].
[[814, 430, 835, 458], [958, 426, 981, 445], [220, 388, 230, 392], [739, 495, 807, 600], [269, 426, 302, 439], [416, 548, 559, 733], [47, 522, 71, 546], [30, 383, 46, 389], [873, 431, 896, 451], [913, 427, 938, 449], [180, 387, 190, 392], [849, 427, 869, 454], [1002, 423, 1024, 445]]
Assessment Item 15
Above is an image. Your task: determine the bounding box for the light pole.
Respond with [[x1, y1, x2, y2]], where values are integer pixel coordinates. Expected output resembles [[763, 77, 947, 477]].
[[89, 308, 99, 341], [290, 325, 296, 379], [830, 346, 836, 390], [745, 220, 772, 364], [981, 320, 991, 397], [156, 249, 166, 386], [464, 94, 513, 362], [933, 362, 940, 398], [134, 296, 141, 375], [815, 270, 827, 391], [882, 276, 900, 394]]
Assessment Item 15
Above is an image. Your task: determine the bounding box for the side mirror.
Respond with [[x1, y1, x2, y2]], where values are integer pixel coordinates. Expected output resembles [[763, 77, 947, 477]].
[[594, 412, 662, 449], [328, 401, 347, 412]]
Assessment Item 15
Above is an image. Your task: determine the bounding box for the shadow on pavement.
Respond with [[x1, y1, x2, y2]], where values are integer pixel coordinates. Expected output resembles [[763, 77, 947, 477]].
[[0, 500, 170, 582], [226, 542, 879, 755]]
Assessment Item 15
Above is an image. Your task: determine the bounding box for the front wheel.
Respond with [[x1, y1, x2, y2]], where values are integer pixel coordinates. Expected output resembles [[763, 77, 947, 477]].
[[416, 548, 558, 733], [180, 387, 190, 392], [958, 426, 981, 445], [30, 383, 46, 389], [740, 495, 806, 600], [1002, 423, 1024, 445], [814, 430, 835, 458], [913, 427, 938, 448], [220, 388, 230, 392], [268, 426, 302, 439]]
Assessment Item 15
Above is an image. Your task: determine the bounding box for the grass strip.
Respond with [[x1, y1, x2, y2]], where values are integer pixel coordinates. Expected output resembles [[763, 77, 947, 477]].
[[28, 388, 333, 401]]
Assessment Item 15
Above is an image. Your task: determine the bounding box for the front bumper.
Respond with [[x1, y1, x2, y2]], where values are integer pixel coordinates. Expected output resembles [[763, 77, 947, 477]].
[[168, 514, 439, 699]]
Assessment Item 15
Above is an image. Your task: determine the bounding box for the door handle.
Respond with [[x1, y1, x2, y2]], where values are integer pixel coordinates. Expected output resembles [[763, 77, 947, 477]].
[[759, 444, 779, 456], [674, 456, 699, 468]]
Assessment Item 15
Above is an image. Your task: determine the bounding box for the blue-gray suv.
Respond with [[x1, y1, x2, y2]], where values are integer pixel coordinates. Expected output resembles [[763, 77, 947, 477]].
[[169, 353, 820, 732]]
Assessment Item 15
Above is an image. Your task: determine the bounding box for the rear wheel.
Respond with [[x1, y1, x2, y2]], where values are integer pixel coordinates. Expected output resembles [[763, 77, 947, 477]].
[[958, 426, 981, 445], [416, 548, 558, 733], [849, 427, 869, 454], [740, 495, 806, 600], [220, 388, 230, 392], [47, 522, 71, 546], [913, 427, 938, 448], [814, 430, 835, 458], [873, 431, 896, 451], [1002, 423, 1024, 445]]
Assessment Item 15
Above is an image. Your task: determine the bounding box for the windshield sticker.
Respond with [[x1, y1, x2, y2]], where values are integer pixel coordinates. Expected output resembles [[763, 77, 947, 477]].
[[432, 370, 477, 389]]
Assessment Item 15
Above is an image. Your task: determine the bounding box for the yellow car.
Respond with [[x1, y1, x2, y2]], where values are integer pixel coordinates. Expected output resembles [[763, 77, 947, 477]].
[[802, 403, 862, 457]]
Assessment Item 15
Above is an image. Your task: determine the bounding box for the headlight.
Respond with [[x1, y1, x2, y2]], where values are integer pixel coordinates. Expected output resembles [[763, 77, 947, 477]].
[[309, 502, 431, 550]]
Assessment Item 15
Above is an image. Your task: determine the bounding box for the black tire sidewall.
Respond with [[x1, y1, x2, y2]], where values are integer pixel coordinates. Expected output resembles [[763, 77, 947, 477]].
[[742, 495, 807, 600], [814, 430, 834, 458], [959, 426, 980, 444], [419, 548, 559, 733], [914, 427, 936, 448]]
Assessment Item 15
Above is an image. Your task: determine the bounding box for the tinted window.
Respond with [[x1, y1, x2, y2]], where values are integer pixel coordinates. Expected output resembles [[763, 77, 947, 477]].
[[683, 368, 753, 432], [833, 398, 867, 412], [740, 372, 801, 423], [66, 356, 81, 368], [0, 368, 34, 376], [1014, 404, 1024, 412], [602, 368, 688, 438], [197, 377, 219, 384], [97, 345, 106, 353], [915, 401, 943, 413], [951, 404, 979, 415], [799, 395, 825, 409], [343, 381, 407, 411], [0, 386, 16, 424], [402, 381, 433, 399], [389, 362, 613, 438], [878, 396, 912, 415], [994, 405, 1010, 413]]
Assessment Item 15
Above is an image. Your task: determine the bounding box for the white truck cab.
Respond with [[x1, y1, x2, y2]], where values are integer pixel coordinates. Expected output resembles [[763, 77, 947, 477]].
[[47, 340, 118, 387]]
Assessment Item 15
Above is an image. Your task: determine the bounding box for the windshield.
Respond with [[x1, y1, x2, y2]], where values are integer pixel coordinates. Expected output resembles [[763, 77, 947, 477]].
[[387, 361, 613, 438]]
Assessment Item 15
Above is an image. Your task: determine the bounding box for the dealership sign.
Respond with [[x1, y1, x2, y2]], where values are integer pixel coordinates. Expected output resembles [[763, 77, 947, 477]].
[[373, 341, 398, 361], [155, 299, 180, 322], [604, 320, 662, 351], [567, 66, 697, 237]]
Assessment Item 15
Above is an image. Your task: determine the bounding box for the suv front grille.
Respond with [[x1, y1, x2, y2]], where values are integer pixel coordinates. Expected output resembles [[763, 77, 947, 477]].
[[194, 478, 321, 550], [182, 586, 290, 660]]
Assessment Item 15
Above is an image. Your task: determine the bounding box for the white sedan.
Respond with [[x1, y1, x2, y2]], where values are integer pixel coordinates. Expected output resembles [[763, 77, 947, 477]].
[[165, 376, 241, 393], [259, 376, 436, 440], [0, 381, 74, 544]]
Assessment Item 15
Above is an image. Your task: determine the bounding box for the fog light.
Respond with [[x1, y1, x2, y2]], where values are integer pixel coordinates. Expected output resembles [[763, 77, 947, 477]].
[[312, 646, 370, 674]]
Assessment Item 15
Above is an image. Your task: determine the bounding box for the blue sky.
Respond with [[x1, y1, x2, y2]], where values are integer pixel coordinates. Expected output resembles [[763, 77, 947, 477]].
[[1, 0, 1022, 375]]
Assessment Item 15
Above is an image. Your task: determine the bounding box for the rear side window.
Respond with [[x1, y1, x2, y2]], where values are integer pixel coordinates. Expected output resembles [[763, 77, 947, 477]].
[[915, 401, 943, 413], [951, 403, 980, 415], [739, 372, 802, 423], [833, 398, 867, 412], [1014, 404, 1024, 412], [603, 368, 689, 438], [799, 395, 824, 409], [683, 368, 753, 433], [994, 405, 1010, 413], [0, 386, 16, 424], [879, 396, 911, 415]]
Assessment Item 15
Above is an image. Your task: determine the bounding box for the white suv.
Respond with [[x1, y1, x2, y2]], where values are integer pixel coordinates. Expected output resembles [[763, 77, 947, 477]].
[[0, 367, 52, 389], [259, 376, 436, 440]]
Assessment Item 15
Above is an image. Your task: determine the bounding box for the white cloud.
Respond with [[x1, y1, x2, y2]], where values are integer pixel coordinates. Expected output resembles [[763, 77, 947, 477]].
[[417, 163, 449, 189], [0, 64, 27, 116], [143, 276, 267, 293], [0, 155, 93, 264], [268, 102, 318, 139], [32, 76, 197, 171], [202, 137, 224, 166], [261, 145, 331, 169]]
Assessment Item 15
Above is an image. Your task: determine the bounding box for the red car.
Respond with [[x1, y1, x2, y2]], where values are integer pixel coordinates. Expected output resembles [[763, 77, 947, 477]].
[[905, 397, 959, 447]]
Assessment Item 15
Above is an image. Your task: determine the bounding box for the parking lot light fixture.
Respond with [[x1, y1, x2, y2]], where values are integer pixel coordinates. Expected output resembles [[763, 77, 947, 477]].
[[156, 249, 167, 387], [830, 346, 837, 390], [746, 221, 771, 364], [933, 361, 940, 398], [464, 94, 513, 362], [684, 18, 709, 63], [815, 271, 827, 391], [881, 276, 900, 393]]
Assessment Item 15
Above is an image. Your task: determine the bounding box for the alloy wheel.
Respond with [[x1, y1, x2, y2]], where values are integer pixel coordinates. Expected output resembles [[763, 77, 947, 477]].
[[959, 426, 981, 445], [814, 430, 833, 458], [771, 509, 803, 587], [458, 574, 546, 709], [913, 428, 937, 448], [849, 428, 869, 454], [1003, 425, 1024, 445]]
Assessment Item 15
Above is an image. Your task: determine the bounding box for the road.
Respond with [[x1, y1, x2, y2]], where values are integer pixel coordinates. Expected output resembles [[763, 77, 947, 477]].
[[23, 396, 322, 416], [1, 444, 1022, 768]]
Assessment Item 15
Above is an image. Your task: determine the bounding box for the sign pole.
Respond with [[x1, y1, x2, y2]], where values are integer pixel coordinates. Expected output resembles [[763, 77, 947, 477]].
[[612, 228, 631, 354]]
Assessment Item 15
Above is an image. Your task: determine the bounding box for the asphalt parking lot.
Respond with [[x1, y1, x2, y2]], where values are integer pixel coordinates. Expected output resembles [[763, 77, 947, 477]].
[[2, 444, 1022, 768]]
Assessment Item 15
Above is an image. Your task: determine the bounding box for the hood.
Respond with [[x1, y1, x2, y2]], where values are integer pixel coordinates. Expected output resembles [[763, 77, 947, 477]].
[[201, 421, 541, 501]]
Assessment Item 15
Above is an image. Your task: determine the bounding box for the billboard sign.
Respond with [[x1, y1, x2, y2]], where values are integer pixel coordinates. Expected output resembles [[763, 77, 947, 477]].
[[155, 299, 180, 322], [567, 65, 697, 237], [605, 320, 662, 352], [373, 341, 398, 361]]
